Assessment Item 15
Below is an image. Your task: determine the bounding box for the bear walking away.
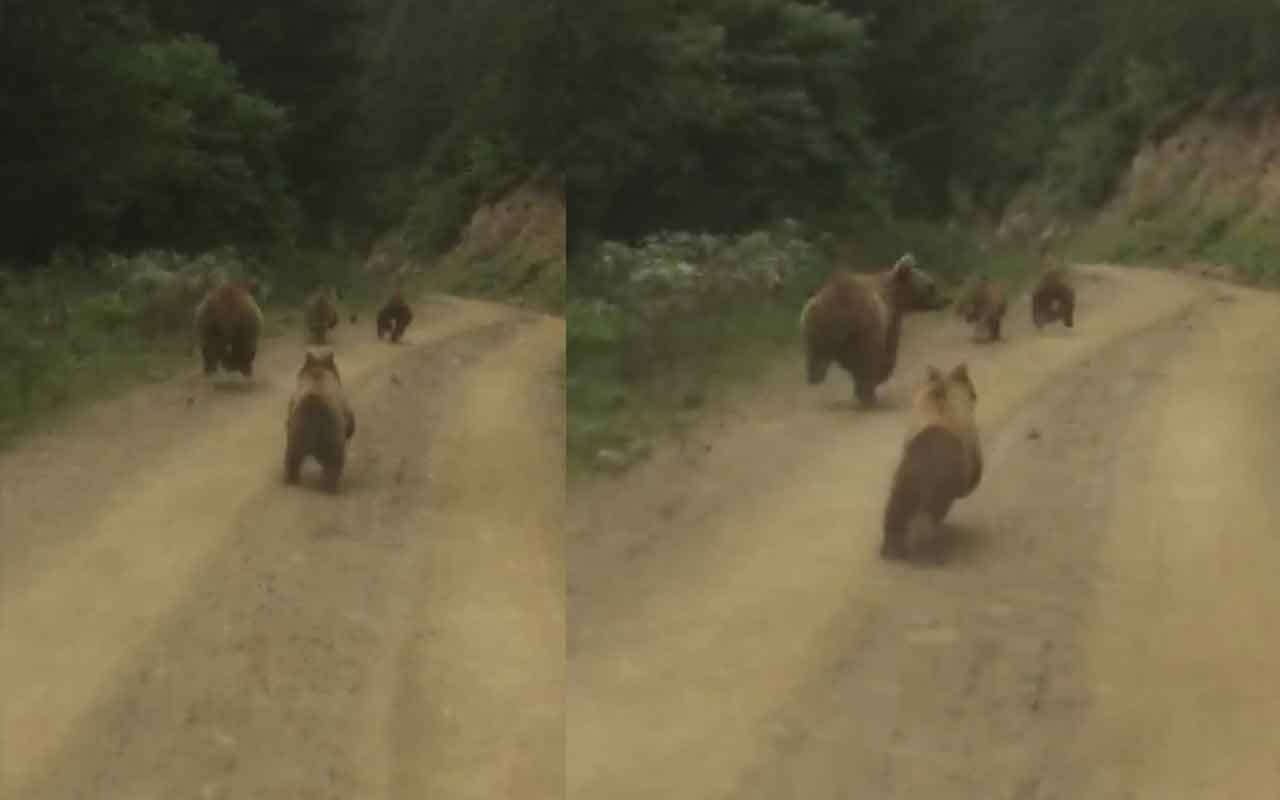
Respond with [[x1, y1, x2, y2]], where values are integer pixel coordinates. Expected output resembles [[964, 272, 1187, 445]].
[[1031, 266, 1075, 329], [953, 275, 1008, 342], [284, 350, 356, 494], [376, 290, 413, 343], [799, 253, 947, 408], [193, 278, 263, 377], [881, 363, 983, 559], [304, 285, 340, 345]]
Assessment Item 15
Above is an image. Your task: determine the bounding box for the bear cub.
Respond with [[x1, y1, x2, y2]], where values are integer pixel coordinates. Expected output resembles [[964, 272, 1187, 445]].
[[881, 362, 983, 560], [284, 350, 356, 494]]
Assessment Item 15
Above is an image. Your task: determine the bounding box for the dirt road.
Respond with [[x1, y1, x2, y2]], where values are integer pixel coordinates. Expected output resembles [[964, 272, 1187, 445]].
[[0, 296, 565, 799], [568, 264, 1280, 799]]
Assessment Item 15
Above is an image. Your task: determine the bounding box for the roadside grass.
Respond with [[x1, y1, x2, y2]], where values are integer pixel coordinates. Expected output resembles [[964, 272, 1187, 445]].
[[1071, 197, 1280, 286], [0, 247, 385, 449], [0, 264, 193, 447], [567, 220, 1038, 478], [416, 251, 566, 315]]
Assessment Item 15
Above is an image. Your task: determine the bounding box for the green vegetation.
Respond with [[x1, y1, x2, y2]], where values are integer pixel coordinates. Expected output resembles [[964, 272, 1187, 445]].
[[0, 245, 406, 446], [13, 1, 1280, 450], [0, 0, 568, 441], [568, 0, 1280, 473], [0, 249, 236, 444], [567, 222, 1032, 473]]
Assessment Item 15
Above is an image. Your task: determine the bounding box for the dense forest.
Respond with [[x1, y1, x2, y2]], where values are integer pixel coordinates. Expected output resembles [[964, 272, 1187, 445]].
[[564, 0, 1280, 467], [565, 0, 1280, 258], [8, 0, 1280, 271], [0, 0, 572, 435], [0, 0, 567, 267]]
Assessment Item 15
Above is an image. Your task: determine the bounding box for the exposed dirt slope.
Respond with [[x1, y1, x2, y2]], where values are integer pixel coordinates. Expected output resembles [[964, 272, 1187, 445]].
[[568, 265, 1280, 799], [0, 296, 565, 800]]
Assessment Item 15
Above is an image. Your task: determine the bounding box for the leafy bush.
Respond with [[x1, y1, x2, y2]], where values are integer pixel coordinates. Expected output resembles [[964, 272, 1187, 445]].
[[0, 249, 259, 442], [566, 0, 888, 246], [0, 4, 299, 263], [567, 225, 834, 467]]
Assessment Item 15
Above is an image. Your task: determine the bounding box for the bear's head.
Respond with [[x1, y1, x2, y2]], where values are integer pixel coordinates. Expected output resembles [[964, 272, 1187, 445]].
[[953, 275, 1005, 323], [885, 253, 948, 312], [299, 349, 342, 382], [916, 362, 977, 425]]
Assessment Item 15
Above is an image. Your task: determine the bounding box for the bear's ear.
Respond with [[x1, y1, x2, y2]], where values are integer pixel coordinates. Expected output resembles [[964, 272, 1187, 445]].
[[925, 365, 943, 384], [928, 381, 948, 401], [320, 351, 336, 367], [949, 362, 970, 383], [303, 351, 316, 367], [889, 253, 915, 282]]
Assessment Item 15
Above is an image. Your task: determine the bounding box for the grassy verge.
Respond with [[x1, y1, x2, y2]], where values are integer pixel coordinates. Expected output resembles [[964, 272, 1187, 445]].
[[396, 171, 567, 316], [0, 246, 382, 449], [567, 219, 1036, 477], [1072, 203, 1280, 286], [416, 251, 565, 315]]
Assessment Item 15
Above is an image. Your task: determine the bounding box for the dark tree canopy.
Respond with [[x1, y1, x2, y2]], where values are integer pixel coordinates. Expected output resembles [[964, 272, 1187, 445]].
[[7, 0, 1280, 266]]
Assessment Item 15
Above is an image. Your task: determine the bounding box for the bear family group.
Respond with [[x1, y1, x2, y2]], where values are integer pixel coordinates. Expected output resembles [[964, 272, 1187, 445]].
[[191, 279, 415, 493], [799, 251, 1077, 560]]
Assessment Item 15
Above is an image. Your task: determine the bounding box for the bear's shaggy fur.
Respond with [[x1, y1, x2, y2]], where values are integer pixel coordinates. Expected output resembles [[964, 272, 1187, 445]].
[[1031, 267, 1075, 329], [799, 254, 947, 407], [284, 350, 356, 493], [193, 278, 263, 377], [881, 363, 983, 560], [304, 285, 340, 344], [954, 275, 1008, 342], [376, 290, 413, 343]]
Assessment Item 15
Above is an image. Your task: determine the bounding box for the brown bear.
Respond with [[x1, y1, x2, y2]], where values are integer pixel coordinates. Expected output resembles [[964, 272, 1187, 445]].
[[1031, 266, 1075, 329], [799, 253, 946, 408], [303, 285, 340, 345], [193, 277, 263, 377], [881, 362, 983, 559], [953, 275, 1008, 342], [284, 350, 356, 493], [376, 289, 413, 343]]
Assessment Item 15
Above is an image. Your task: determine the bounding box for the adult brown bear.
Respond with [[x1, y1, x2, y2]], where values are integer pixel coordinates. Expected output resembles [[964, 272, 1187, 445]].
[[303, 285, 340, 344], [284, 350, 356, 493], [953, 275, 1008, 342], [193, 277, 263, 377], [881, 362, 983, 560], [376, 289, 413, 343], [1031, 267, 1075, 329], [799, 253, 947, 408]]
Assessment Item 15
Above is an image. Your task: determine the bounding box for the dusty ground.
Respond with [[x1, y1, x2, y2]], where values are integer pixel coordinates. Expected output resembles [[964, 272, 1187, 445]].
[[0, 295, 565, 800], [568, 264, 1280, 799]]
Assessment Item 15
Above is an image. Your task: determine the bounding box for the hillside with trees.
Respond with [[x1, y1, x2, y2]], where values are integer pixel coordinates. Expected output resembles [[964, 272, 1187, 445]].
[[0, 0, 568, 437], [7, 0, 1280, 448], [565, 0, 1280, 468]]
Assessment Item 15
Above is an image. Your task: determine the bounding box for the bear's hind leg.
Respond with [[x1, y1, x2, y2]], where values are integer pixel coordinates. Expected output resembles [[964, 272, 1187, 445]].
[[928, 495, 956, 525], [805, 348, 830, 384], [881, 483, 915, 559], [321, 451, 344, 494], [284, 441, 305, 484], [854, 377, 878, 408], [235, 344, 257, 377], [200, 336, 221, 374]]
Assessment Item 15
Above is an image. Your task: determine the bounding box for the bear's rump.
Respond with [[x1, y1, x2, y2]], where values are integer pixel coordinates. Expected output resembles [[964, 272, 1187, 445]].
[[289, 392, 345, 461]]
